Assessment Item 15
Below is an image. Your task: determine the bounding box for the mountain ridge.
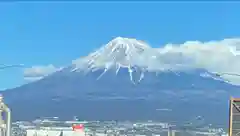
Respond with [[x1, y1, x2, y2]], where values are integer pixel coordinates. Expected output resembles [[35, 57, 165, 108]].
[[1, 37, 239, 125]]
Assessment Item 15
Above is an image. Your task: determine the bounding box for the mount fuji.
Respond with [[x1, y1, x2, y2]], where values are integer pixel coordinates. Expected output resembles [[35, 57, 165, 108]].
[[2, 37, 240, 126]]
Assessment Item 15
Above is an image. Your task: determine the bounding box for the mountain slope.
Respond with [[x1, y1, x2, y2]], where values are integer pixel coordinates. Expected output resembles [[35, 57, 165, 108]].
[[2, 37, 240, 126]]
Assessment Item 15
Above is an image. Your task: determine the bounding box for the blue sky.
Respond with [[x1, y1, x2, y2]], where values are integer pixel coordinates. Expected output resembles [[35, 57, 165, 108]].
[[0, 2, 240, 89]]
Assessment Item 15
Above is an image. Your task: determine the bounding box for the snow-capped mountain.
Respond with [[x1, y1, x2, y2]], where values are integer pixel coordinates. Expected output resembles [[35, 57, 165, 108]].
[[66, 37, 210, 83], [2, 37, 240, 126], [70, 37, 153, 83]]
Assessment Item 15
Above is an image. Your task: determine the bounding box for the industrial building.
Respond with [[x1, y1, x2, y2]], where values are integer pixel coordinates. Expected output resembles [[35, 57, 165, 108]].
[[229, 97, 240, 136]]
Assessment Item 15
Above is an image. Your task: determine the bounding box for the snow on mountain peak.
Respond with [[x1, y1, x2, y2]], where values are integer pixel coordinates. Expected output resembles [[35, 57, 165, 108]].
[[88, 37, 150, 61], [71, 37, 159, 83], [72, 37, 153, 70], [108, 37, 150, 50]]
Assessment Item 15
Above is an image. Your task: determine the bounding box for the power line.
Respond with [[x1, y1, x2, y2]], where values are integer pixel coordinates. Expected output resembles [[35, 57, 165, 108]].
[[215, 72, 240, 77], [0, 64, 24, 70]]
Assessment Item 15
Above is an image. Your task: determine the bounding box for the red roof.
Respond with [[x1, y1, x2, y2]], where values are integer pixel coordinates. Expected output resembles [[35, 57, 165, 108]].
[[72, 124, 84, 131]]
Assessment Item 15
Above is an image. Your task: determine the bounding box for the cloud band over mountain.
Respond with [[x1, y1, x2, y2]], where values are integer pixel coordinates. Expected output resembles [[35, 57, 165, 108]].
[[23, 64, 61, 81], [23, 37, 240, 85]]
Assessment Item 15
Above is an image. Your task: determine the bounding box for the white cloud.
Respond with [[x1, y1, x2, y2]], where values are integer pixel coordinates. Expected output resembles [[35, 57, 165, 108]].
[[23, 64, 61, 81], [155, 38, 240, 85]]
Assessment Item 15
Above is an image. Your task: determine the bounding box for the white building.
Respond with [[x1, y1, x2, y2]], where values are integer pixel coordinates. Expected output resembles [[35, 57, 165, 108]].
[[26, 127, 86, 136]]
